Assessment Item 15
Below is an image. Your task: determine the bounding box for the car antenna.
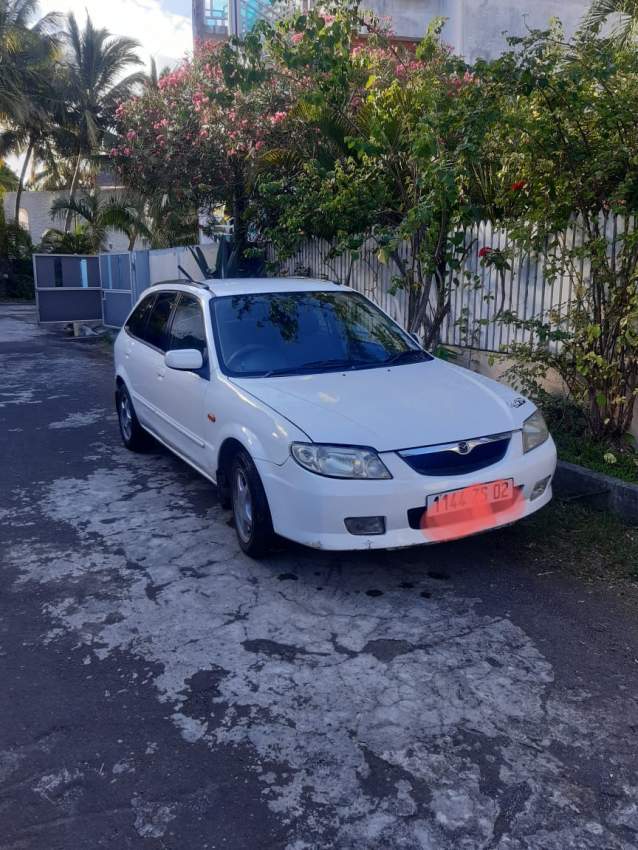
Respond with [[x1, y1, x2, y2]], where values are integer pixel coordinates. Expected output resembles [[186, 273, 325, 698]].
[[177, 264, 194, 282]]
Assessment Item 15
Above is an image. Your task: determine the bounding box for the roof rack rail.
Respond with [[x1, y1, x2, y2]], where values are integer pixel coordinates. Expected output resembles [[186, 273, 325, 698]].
[[149, 278, 214, 291]]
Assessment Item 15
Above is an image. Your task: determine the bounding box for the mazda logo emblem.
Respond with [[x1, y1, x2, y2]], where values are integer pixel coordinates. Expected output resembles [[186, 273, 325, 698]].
[[457, 441, 471, 455]]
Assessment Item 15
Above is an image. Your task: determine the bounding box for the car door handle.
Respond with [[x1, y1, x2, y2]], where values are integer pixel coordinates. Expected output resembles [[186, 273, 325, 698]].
[[157, 368, 165, 378]]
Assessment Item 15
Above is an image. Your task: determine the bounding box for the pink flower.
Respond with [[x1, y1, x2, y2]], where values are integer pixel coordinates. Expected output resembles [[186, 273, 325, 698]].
[[126, 129, 137, 141], [269, 111, 287, 125], [254, 140, 265, 151], [291, 32, 303, 44]]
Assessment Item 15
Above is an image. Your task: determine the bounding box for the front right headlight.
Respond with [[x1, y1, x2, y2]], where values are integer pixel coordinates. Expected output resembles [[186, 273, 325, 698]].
[[291, 442, 392, 479], [522, 409, 549, 453]]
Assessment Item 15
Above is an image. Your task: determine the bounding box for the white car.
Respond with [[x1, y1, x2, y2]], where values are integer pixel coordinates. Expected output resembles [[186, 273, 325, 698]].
[[114, 278, 556, 557]]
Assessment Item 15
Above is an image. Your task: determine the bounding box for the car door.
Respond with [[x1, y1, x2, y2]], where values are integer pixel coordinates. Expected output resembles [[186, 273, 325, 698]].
[[134, 290, 180, 438], [155, 292, 209, 469], [121, 292, 157, 427]]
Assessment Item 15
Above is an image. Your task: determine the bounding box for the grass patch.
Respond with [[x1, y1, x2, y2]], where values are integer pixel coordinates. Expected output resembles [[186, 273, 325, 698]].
[[545, 399, 638, 484], [494, 498, 638, 586]]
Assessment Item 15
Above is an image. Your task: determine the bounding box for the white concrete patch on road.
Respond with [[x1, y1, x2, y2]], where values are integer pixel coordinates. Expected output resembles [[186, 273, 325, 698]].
[[0, 312, 47, 343], [4, 445, 637, 849], [131, 794, 176, 838], [1, 350, 94, 411], [49, 408, 109, 430]]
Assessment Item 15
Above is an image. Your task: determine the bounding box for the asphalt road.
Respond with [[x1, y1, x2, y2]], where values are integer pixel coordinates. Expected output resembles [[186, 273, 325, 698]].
[[1, 302, 638, 850]]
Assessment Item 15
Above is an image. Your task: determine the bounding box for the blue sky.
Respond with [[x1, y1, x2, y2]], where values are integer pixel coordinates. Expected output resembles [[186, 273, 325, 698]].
[[39, 0, 193, 68]]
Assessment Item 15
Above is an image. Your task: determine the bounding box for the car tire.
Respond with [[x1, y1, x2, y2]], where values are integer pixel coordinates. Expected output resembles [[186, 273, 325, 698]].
[[231, 449, 274, 558], [116, 383, 150, 452]]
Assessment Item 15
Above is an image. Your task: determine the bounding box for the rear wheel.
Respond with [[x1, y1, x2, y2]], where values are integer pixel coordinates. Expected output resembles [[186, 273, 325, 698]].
[[231, 449, 274, 558], [116, 383, 150, 452]]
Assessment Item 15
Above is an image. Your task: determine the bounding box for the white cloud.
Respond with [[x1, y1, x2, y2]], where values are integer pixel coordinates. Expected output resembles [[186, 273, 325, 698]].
[[38, 0, 192, 68]]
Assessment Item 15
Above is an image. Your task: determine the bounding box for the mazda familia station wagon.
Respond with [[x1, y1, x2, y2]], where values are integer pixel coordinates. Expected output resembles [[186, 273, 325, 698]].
[[113, 278, 557, 557]]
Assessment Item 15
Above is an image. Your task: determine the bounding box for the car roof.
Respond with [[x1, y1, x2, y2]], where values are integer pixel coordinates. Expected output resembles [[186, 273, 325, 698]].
[[150, 277, 345, 298]]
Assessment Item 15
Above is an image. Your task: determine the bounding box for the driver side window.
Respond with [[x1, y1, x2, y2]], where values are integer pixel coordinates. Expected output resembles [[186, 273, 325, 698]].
[[169, 294, 207, 357]]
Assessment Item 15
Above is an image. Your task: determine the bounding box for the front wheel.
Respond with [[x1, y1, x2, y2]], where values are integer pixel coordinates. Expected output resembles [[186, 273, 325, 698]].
[[116, 383, 150, 452], [231, 449, 274, 558]]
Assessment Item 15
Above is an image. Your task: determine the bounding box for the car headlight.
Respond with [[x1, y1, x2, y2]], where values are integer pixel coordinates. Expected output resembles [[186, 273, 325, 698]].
[[291, 442, 392, 479], [522, 409, 549, 453]]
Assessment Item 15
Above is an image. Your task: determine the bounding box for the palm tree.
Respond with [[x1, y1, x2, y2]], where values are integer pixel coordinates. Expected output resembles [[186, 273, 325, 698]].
[[0, 160, 18, 191], [50, 190, 151, 252], [581, 0, 638, 43], [143, 57, 171, 91], [0, 120, 60, 223], [27, 156, 93, 191], [0, 0, 61, 224], [60, 13, 145, 231], [0, 0, 60, 122], [145, 194, 199, 248]]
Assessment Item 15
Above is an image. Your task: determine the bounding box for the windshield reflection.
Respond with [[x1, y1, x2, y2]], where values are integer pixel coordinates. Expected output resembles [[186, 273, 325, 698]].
[[211, 290, 431, 377]]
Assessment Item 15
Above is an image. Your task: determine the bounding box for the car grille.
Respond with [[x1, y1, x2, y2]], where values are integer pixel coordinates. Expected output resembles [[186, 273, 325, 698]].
[[398, 433, 511, 477]]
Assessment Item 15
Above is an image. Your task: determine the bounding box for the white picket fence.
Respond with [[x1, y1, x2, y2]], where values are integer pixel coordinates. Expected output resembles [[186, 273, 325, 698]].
[[268, 215, 632, 353]]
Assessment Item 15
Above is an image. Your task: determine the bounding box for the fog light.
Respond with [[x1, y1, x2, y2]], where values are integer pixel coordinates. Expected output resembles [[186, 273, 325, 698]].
[[530, 476, 551, 501], [344, 516, 386, 535]]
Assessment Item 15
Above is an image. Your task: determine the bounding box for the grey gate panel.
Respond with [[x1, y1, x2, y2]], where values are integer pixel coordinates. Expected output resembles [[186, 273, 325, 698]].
[[131, 250, 150, 302], [37, 288, 102, 322], [100, 253, 134, 329], [102, 290, 133, 328], [34, 254, 103, 323]]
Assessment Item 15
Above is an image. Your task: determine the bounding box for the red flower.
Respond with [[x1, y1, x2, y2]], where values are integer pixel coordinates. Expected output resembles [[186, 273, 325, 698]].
[[478, 247, 493, 258], [511, 179, 527, 191]]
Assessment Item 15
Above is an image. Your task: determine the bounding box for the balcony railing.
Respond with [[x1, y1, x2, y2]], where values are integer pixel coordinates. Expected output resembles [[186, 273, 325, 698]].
[[197, 0, 306, 40]]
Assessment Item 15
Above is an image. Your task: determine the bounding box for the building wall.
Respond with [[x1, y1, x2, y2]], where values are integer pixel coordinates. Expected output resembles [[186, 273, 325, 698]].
[[368, 0, 589, 58], [3, 190, 133, 254], [194, 0, 590, 57]]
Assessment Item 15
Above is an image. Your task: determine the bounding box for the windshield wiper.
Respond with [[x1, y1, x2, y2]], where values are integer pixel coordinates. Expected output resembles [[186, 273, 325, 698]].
[[260, 358, 368, 378], [383, 349, 429, 367], [297, 358, 367, 372]]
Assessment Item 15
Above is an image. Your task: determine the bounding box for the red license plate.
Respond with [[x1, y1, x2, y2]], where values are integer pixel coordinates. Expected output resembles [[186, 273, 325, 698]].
[[426, 479, 514, 518]]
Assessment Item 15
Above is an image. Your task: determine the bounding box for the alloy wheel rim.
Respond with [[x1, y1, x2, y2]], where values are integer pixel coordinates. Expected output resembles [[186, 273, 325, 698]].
[[119, 393, 133, 442], [233, 468, 253, 543]]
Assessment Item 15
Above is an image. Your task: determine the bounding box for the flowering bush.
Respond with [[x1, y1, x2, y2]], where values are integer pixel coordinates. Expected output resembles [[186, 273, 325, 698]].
[[114, 35, 296, 246], [113, 2, 499, 344], [483, 28, 638, 440]]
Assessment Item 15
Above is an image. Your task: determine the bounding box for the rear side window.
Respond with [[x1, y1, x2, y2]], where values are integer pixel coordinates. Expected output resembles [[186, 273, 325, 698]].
[[126, 294, 155, 339], [169, 294, 207, 356], [145, 291, 179, 352]]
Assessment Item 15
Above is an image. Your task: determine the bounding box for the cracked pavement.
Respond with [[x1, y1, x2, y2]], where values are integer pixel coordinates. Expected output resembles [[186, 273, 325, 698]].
[[1, 303, 638, 849]]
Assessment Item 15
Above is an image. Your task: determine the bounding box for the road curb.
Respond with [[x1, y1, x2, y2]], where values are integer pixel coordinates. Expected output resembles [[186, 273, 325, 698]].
[[553, 460, 638, 525]]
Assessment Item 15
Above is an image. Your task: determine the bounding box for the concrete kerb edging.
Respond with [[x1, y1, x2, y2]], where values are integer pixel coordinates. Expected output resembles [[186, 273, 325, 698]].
[[553, 460, 638, 525]]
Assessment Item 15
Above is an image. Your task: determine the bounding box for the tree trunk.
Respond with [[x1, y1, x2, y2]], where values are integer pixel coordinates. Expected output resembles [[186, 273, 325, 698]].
[[64, 152, 83, 233], [14, 138, 34, 226]]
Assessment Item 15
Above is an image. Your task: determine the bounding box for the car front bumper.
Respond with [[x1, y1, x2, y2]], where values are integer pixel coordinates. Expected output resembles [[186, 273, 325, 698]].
[[256, 433, 558, 551]]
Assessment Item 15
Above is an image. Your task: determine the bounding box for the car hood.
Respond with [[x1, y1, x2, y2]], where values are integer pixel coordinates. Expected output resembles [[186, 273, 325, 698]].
[[231, 359, 534, 452]]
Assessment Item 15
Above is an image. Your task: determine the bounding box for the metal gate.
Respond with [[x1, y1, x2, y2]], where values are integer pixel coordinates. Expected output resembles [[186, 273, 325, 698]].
[[100, 253, 134, 328], [34, 243, 220, 328], [33, 254, 102, 323]]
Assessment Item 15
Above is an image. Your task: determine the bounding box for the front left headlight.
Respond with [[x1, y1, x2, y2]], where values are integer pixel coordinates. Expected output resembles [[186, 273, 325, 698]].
[[522, 409, 549, 453], [291, 442, 392, 479]]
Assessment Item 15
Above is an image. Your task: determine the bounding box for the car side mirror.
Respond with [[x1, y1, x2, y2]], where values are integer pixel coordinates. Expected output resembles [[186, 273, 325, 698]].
[[165, 349, 203, 371]]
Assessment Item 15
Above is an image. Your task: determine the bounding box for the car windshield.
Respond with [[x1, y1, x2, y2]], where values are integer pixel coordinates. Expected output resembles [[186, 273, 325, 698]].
[[210, 290, 432, 378]]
